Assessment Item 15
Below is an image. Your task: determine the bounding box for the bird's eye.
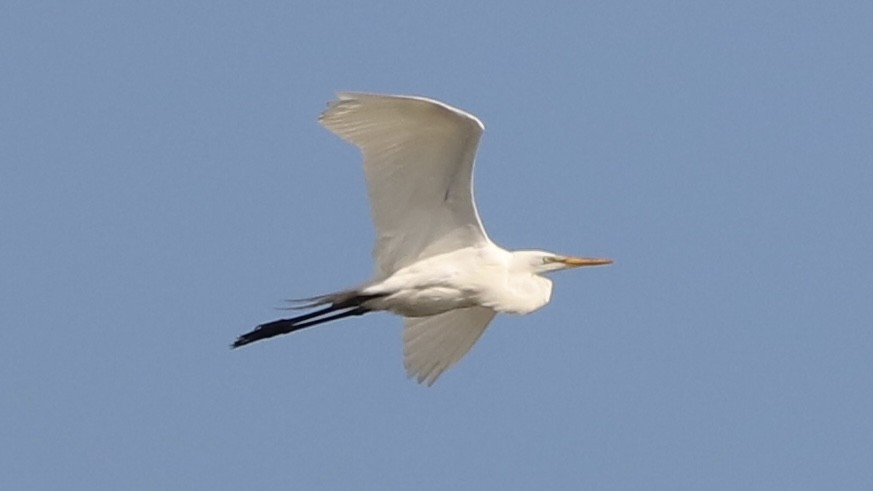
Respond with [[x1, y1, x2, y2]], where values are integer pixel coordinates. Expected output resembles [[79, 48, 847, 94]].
[[542, 257, 553, 264]]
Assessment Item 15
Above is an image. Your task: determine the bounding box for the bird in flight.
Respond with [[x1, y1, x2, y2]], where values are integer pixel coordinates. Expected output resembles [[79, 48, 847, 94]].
[[232, 92, 612, 385]]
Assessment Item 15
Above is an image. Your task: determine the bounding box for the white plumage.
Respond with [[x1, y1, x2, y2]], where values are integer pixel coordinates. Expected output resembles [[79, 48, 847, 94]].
[[320, 93, 489, 279], [233, 92, 612, 385]]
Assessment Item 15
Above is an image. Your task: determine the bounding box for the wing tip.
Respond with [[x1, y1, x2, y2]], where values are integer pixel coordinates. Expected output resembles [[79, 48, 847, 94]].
[[319, 92, 485, 131]]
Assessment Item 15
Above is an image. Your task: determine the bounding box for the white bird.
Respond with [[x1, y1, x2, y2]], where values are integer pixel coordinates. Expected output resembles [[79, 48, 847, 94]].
[[233, 92, 612, 385]]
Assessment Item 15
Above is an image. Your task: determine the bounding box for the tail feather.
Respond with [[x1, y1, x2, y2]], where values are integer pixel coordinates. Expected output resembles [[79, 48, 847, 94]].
[[232, 292, 383, 348], [282, 289, 374, 310]]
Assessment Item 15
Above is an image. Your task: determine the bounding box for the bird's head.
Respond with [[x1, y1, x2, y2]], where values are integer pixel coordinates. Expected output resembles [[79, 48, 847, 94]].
[[512, 250, 613, 275]]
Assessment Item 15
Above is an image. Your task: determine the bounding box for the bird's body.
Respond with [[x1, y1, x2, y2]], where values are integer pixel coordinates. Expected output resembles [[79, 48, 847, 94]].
[[360, 246, 552, 317], [233, 92, 612, 385]]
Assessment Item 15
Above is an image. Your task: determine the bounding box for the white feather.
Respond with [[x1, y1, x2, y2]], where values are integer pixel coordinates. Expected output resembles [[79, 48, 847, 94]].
[[319, 92, 491, 279], [403, 306, 497, 386]]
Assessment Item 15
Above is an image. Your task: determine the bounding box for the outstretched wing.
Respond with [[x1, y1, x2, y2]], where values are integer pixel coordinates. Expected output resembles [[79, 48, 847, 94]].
[[319, 93, 491, 279], [403, 306, 497, 386]]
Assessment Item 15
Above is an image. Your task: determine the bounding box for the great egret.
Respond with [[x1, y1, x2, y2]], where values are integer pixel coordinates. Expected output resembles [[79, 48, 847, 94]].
[[233, 92, 612, 385]]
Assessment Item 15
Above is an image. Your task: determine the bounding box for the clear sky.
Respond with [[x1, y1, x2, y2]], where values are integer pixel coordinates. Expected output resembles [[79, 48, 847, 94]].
[[2, 2, 872, 489]]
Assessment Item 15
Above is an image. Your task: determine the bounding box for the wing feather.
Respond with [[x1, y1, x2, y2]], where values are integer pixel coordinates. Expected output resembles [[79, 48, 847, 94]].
[[403, 306, 497, 386], [319, 93, 490, 278]]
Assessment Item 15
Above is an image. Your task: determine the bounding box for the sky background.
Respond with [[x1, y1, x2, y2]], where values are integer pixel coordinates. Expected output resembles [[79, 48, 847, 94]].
[[2, 2, 872, 489]]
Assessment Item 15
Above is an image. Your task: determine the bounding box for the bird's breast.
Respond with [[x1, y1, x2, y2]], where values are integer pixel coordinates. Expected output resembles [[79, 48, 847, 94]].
[[483, 274, 553, 315]]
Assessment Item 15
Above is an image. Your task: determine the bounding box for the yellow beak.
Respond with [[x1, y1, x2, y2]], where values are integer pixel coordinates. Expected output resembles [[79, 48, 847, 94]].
[[560, 256, 614, 267]]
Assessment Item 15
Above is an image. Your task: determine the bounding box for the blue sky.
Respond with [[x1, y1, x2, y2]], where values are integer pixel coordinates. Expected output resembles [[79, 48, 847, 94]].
[[2, 2, 872, 489]]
